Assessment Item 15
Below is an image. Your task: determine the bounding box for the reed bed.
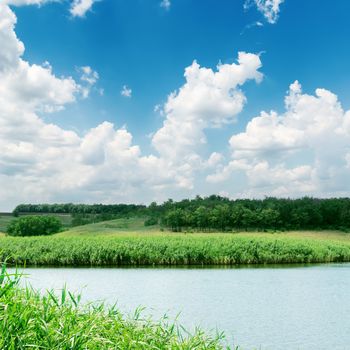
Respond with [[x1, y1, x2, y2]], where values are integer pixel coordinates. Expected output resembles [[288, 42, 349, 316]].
[[1, 234, 350, 266], [0, 265, 226, 349]]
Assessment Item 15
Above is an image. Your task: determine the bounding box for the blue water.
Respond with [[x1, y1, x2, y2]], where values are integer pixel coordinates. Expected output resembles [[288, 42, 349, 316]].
[[15, 264, 350, 350]]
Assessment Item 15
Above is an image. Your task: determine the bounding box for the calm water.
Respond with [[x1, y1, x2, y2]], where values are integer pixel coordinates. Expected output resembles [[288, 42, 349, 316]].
[[14, 264, 350, 350]]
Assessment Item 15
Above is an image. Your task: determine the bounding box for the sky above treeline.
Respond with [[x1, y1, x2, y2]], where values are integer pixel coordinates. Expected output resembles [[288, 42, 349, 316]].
[[1, 0, 350, 211]]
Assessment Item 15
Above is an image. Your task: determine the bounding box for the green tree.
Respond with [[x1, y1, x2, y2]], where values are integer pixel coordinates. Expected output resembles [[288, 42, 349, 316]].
[[210, 205, 231, 231], [194, 206, 210, 230], [231, 205, 245, 229], [259, 208, 280, 229], [164, 209, 185, 232], [241, 207, 255, 230]]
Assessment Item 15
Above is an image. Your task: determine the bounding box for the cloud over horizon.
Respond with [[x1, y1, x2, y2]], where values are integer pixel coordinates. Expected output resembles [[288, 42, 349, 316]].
[[208, 81, 350, 198], [0, 2, 264, 210], [1, 0, 350, 211]]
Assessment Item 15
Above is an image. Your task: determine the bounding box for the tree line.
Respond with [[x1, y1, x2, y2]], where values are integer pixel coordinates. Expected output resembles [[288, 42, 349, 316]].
[[156, 196, 350, 231], [13, 203, 146, 216], [13, 196, 350, 231]]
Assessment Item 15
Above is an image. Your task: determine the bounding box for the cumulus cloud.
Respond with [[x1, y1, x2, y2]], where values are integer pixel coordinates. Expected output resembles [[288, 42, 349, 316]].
[[0, 4, 135, 209], [121, 85, 132, 98], [244, 0, 284, 24], [5, 0, 99, 18], [208, 81, 350, 198], [1, 2, 220, 210], [152, 52, 263, 163], [4, 0, 54, 5], [70, 0, 97, 17], [78, 66, 99, 98]]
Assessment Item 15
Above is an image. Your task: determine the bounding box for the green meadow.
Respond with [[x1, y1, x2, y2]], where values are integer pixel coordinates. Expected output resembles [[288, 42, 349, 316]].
[[1, 216, 350, 349], [1, 215, 349, 266]]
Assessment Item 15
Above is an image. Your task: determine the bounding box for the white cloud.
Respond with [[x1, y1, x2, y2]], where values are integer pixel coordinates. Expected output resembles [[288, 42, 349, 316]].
[[208, 81, 350, 198], [4, 0, 55, 5], [121, 85, 132, 98], [241, 21, 264, 35], [5, 0, 99, 18], [152, 52, 263, 164], [0, 2, 211, 210], [0, 5, 24, 72], [78, 66, 99, 98], [0, 4, 78, 112], [0, 5, 264, 210], [79, 66, 98, 85], [70, 0, 97, 17], [160, 0, 171, 10], [244, 0, 284, 24]]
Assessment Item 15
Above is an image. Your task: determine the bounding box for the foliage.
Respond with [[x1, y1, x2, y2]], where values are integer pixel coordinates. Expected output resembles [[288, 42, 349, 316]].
[[157, 196, 350, 231], [13, 203, 146, 216], [0, 233, 350, 266], [13, 196, 350, 232], [0, 264, 226, 349], [144, 217, 158, 226], [6, 216, 62, 237]]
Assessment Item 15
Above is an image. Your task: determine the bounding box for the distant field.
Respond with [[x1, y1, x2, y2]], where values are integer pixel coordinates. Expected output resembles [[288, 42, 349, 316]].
[[59, 217, 160, 236], [60, 217, 350, 241], [0, 215, 14, 234], [0, 214, 148, 235], [1, 214, 350, 266]]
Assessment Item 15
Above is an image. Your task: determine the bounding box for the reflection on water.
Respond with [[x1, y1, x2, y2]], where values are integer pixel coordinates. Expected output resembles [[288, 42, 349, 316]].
[[11, 263, 350, 350]]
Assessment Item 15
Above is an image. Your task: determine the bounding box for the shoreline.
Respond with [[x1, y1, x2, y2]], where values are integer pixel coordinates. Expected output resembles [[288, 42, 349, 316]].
[[1, 233, 350, 267]]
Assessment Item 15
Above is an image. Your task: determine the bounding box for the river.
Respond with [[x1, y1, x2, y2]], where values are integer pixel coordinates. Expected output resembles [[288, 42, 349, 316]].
[[14, 263, 350, 350]]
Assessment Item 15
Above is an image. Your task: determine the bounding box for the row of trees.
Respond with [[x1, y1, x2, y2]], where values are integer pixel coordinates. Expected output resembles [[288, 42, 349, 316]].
[[13, 196, 350, 231], [162, 206, 281, 231], [158, 197, 350, 231], [13, 203, 146, 216]]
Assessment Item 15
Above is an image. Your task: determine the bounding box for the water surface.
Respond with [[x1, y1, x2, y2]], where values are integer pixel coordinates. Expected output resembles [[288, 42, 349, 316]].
[[15, 264, 350, 350]]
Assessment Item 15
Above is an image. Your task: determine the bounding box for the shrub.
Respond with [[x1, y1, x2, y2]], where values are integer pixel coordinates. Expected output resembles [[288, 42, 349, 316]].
[[6, 216, 62, 237], [144, 217, 158, 226]]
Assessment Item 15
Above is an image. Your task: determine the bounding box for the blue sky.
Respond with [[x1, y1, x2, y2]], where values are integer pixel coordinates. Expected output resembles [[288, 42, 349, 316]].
[[1, 0, 350, 210]]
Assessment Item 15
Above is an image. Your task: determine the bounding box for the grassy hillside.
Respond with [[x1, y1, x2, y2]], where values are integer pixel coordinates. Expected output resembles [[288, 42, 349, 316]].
[[1, 215, 350, 266], [59, 217, 161, 236], [60, 217, 350, 241], [0, 215, 14, 234], [1, 214, 154, 235]]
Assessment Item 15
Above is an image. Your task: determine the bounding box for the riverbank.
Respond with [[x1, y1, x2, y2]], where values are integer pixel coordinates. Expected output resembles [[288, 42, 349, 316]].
[[0, 267, 225, 349], [1, 232, 350, 266]]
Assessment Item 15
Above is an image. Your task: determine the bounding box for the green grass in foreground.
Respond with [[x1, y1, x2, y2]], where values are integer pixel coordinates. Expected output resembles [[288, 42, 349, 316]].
[[0, 266, 227, 349], [1, 232, 350, 266]]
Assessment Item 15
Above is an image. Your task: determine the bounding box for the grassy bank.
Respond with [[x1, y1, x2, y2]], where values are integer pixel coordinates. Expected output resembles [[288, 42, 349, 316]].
[[0, 267, 225, 349], [1, 233, 350, 266]]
